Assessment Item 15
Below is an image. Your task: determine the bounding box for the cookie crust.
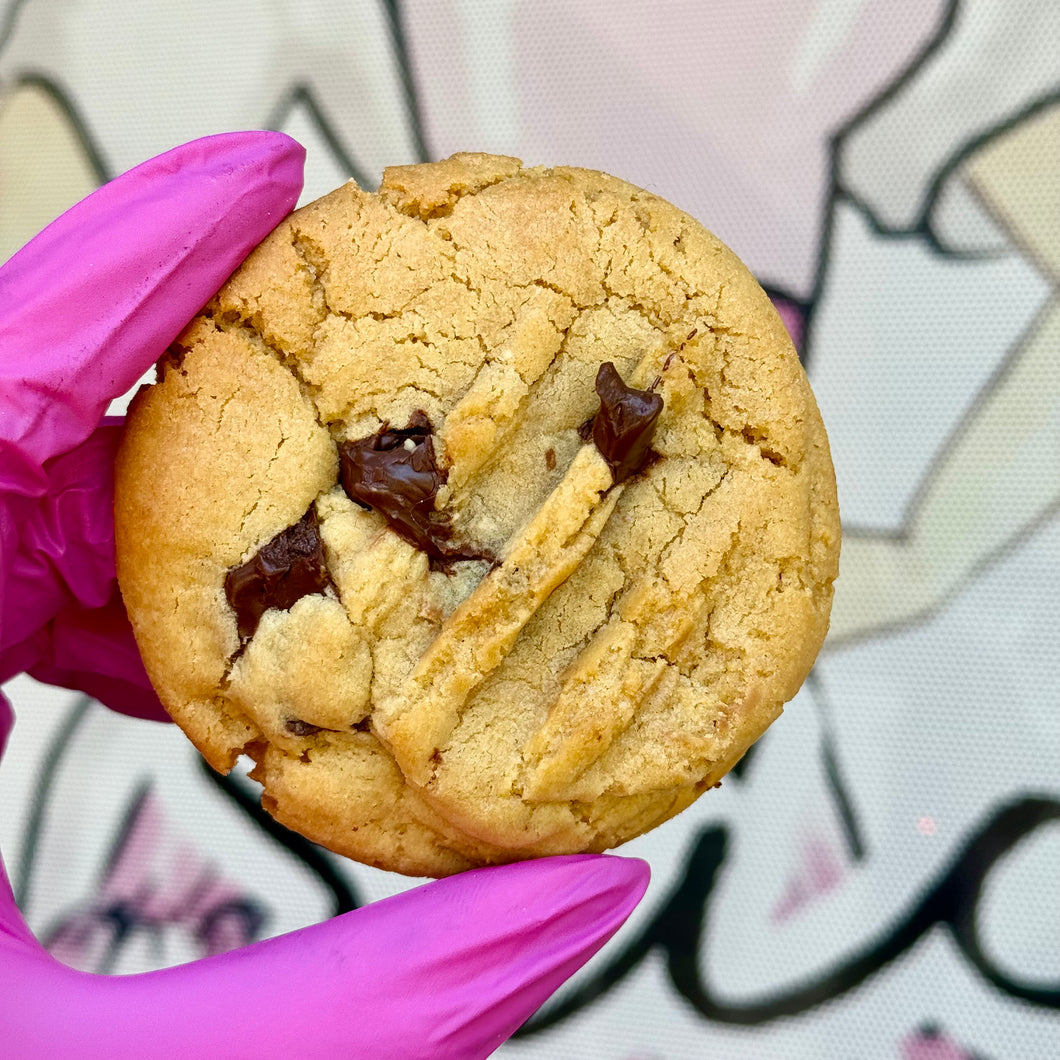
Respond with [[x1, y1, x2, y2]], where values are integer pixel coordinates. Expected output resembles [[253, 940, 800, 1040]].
[[115, 154, 840, 876]]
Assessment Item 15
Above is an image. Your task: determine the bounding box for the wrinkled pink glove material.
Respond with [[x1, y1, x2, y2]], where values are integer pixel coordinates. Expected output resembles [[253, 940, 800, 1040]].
[[0, 133, 649, 1058]]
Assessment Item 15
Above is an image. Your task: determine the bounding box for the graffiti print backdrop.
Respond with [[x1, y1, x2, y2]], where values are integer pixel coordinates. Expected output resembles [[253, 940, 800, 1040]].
[[1, 1, 1058, 1056]]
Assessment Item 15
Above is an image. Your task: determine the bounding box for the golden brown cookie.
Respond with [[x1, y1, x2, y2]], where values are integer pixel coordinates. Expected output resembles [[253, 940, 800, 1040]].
[[115, 153, 840, 876]]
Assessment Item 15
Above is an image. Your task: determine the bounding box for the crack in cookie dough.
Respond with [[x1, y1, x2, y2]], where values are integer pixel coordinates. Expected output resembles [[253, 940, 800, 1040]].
[[205, 314, 329, 438], [115, 153, 840, 876]]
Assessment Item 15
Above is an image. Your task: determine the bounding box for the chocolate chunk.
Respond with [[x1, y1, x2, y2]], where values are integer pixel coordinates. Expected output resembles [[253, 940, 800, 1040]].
[[591, 362, 663, 483], [338, 411, 488, 563], [224, 507, 330, 640], [285, 719, 323, 737]]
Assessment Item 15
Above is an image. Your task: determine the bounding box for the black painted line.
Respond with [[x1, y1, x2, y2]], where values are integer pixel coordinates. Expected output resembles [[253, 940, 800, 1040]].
[[835, 365, 1057, 543], [95, 777, 153, 885], [729, 736, 761, 781], [198, 757, 360, 917], [91, 782, 156, 975], [0, 0, 28, 59], [774, 0, 1060, 656], [951, 91, 1060, 285], [820, 725, 867, 863], [520, 796, 1060, 1035], [838, 0, 962, 150], [14, 694, 93, 912], [9, 71, 111, 183], [961, 177, 1052, 286], [38, 780, 274, 973], [825, 291, 1060, 650], [381, 0, 431, 163], [808, 671, 867, 862], [265, 83, 373, 190], [836, 186, 1003, 262], [516, 825, 731, 1036], [830, 496, 1060, 653], [916, 85, 1060, 254], [760, 282, 811, 318], [801, 0, 960, 366]]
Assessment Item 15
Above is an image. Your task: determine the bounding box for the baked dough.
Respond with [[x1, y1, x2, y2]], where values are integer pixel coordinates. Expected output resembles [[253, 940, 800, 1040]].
[[115, 154, 840, 876]]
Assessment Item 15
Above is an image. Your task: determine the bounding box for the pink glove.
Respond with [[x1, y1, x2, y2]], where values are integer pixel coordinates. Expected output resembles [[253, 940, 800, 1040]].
[[0, 133, 649, 1058]]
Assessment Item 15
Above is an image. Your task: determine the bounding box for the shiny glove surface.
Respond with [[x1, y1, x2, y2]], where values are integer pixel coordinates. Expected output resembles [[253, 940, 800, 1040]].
[[0, 133, 648, 1058]]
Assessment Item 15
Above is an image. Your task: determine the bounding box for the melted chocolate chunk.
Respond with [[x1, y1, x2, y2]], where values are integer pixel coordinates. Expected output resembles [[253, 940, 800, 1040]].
[[591, 362, 663, 483], [224, 507, 330, 640], [338, 411, 488, 563]]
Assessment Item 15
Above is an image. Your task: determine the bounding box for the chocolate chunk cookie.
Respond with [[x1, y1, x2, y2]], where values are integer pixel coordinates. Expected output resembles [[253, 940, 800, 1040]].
[[115, 154, 840, 876]]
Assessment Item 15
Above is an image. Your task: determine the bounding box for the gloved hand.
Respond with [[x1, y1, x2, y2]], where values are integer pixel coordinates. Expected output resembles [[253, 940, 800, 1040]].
[[0, 132, 649, 1058]]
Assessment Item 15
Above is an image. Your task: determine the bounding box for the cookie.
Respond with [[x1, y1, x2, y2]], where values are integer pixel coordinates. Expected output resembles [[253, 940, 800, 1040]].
[[115, 153, 840, 877]]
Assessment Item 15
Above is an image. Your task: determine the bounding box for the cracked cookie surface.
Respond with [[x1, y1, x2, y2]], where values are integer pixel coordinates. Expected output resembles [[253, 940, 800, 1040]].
[[115, 153, 840, 876]]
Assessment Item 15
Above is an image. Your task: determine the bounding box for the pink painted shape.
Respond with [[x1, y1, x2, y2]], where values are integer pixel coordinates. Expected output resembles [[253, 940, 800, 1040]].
[[770, 836, 843, 924], [901, 1029, 973, 1060], [46, 789, 259, 968], [770, 294, 806, 353]]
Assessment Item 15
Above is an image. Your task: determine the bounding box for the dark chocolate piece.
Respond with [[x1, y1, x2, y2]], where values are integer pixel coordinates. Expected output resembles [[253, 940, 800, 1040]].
[[338, 411, 488, 563], [591, 362, 663, 483], [285, 719, 323, 737], [224, 507, 330, 640]]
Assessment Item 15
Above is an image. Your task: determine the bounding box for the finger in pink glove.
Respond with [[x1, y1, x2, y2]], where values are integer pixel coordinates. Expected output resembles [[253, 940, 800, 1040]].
[[2, 854, 648, 1059], [0, 132, 304, 723]]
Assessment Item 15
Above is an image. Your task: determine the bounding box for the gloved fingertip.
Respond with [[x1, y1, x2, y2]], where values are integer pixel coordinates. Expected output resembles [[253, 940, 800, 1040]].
[[469, 853, 650, 935], [366, 854, 650, 1058], [470, 854, 649, 1008], [209, 128, 305, 163], [549, 850, 652, 899], [157, 130, 306, 205], [0, 128, 309, 474], [474, 850, 649, 911]]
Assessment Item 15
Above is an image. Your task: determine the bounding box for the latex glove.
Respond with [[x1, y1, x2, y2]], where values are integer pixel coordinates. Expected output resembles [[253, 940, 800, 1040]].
[[0, 133, 649, 1058]]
